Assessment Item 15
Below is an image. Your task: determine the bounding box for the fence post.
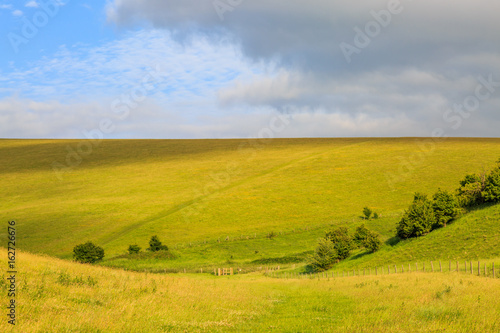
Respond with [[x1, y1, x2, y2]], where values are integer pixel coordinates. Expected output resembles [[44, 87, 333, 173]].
[[478, 261, 480, 276], [416, 263, 418, 272], [465, 261, 467, 273], [439, 261, 442, 273], [484, 263, 487, 277], [402, 265, 404, 273], [431, 262, 434, 273], [456, 261, 459, 273], [423, 262, 425, 272], [388, 265, 390, 274], [449, 261, 451, 272], [375, 267, 377, 275], [395, 265, 397, 274], [493, 262, 495, 279], [409, 263, 411, 273], [470, 261, 473, 275]]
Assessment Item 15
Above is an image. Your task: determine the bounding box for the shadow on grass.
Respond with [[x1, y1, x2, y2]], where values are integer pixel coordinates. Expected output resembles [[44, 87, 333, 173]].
[[385, 236, 401, 246]]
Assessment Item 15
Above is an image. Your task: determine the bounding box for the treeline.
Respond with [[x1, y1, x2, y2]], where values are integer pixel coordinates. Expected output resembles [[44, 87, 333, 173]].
[[310, 158, 500, 272], [397, 158, 500, 239]]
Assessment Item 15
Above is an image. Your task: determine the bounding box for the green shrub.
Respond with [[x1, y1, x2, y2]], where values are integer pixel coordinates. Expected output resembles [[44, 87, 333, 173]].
[[457, 174, 486, 207], [432, 189, 458, 228], [128, 244, 141, 254], [147, 235, 168, 252], [354, 224, 382, 252], [363, 207, 372, 220], [363, 232, 382, 252], [373, 212, 379, 219], [396, 193, 436, 239], [309, 238, 339, 272], [484, 164, 500, 203], [353, 224, 370, 248], [73, 241, 105, 264], [325, 227, 353, 260]]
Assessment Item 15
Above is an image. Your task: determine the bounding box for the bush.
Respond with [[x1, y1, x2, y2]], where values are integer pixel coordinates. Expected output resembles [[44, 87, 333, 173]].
[[147, 235, 168, 252], [363, 207, 372, 220], [73, 242, 105, 264], [325, 227, 353, 260], [363, 232, 382, 252], [309, 238, 339, 272], [396, 193, 436, 239], [432, 189, 458, 228], [484, 164, 500, 203], [457, 173, 486, 207], [128, 244, 141, 254], [353, 224, 370, 248], [373, 212, 379, 219], [354, 224, 382, 252]]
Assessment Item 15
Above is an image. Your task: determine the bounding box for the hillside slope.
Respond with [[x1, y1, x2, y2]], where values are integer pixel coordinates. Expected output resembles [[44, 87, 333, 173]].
[[1, 138, 500, 259]]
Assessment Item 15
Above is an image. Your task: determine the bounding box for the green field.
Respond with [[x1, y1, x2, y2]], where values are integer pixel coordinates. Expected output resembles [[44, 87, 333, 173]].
[[2, 138, 500, 332], [1, 250, 500, 332], [2, 138, 500, 259]]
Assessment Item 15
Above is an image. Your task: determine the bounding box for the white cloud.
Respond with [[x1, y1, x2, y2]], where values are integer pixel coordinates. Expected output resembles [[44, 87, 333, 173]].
[[25, 1, 38, 8], [0, 4, 12, 9], [12, 9, 23, 16]]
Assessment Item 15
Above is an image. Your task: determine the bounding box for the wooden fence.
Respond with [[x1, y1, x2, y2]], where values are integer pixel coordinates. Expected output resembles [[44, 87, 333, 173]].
[[265, 261, 498, 280]]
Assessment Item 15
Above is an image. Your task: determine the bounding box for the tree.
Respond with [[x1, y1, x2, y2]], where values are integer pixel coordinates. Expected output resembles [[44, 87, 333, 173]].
[[309, 238, 339, 272], [73, 242, 105, 264], [363, 232, 382, 252], [354, 224, 382, 252], [483, 164, 500, 203], [147, 235, 168, 252], [363, 207, 372, 220], [457, 173, 486, 207], [325, 227, 353, 260], [432, 189, 458, 228], [128, 244, 141, 254], [396, 193, 437, 239], [353, 224, 370, 248]]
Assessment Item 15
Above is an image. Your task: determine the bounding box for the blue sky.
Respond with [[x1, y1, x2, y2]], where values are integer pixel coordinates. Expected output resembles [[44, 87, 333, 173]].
[[1, 0, 499, 138]]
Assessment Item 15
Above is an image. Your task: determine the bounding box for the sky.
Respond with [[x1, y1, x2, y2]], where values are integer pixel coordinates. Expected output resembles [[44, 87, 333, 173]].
[[0, 0, 499, 139]]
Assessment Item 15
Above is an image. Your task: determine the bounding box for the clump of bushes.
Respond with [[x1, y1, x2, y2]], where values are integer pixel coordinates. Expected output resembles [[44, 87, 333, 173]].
[[310, 226, 382, 271], [325, 227, 353, 260], [309, 238, 338, 272], [396, 193, 437, 239], [396, 158, 500, 240], [353, 224, 382, 252], [73, 241, 105, 264]]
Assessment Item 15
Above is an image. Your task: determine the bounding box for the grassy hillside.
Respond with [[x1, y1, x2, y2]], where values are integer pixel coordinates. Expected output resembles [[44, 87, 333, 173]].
[[99, 203, 500, 273], [1, 138, 500, 265], [2, 250, 500, 332]]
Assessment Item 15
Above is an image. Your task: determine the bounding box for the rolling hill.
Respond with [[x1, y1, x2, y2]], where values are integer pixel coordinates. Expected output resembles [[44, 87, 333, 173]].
[[1, 138, 500, 268]]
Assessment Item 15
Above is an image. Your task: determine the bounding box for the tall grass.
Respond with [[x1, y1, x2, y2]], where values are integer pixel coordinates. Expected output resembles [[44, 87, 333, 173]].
[[2, 250, 500, 332]]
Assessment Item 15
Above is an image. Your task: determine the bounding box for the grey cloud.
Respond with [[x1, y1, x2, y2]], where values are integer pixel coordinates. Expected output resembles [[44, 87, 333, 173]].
[[107, 0, 500, 75]]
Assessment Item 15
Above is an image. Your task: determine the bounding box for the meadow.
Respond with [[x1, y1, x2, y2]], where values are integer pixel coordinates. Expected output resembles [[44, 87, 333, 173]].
[[1, 250, 500, 332], [2, 138, 500, 332], [2, 138, 500, 262]]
